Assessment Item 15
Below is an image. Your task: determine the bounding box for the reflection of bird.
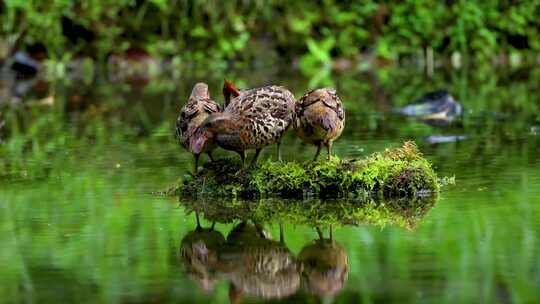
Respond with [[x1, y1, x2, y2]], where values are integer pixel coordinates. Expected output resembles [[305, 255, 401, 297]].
[[295, 88, 345, 161], [298, 226, 349, 297], [394, 90, 463, 126], [179, 213, 225, 292], [192, 84, 295, 166], [176, 83, 221, 172], [219, 222, 300, 302]]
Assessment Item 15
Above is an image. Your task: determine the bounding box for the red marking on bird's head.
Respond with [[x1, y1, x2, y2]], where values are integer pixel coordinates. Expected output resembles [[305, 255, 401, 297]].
[[223, 79, 241, 98]]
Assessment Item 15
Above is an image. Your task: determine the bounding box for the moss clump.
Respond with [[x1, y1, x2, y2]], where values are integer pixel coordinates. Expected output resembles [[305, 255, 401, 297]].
[[176, 141, 439, 199]]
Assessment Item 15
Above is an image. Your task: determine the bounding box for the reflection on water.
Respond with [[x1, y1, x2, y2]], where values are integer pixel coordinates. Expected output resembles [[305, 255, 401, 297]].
[[299, 227, 349, 298], [179, 214, 350, 302], [179, 196, 437, 230], [177, 193, 438, 302]]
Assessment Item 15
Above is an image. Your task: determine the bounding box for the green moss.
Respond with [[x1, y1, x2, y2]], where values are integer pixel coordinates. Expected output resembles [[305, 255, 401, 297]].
[[176, 141, 439, 199], [179, 196, 437, 229]]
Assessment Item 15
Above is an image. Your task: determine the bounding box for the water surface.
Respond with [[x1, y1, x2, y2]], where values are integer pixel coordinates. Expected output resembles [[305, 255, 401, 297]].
[[1, 67, 539, 303]]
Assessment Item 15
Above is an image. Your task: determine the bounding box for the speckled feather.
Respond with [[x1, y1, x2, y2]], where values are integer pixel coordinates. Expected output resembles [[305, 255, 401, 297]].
[[215, 85, 296, 151], [294, 88, 345, 145], [176, 83, 221, 151]]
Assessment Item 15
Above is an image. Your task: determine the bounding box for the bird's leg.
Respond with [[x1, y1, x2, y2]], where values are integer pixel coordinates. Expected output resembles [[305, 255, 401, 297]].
[[313, 143, 322, 161], [254, 221, 266, 238], [316, 226, 324, 240], [234, 151, 247, 175], [237, 150, 246, 167], [250, 148, 262, 167], [279, 222, 284, 244], [207, 151, 215, 162], [195, 211, 201, 230], [194, 154, 200, 174], [329, 224, 333, 241], [326, 141, 333, 160], [277, 141, 282, 162], [210, 221, 215, 231]]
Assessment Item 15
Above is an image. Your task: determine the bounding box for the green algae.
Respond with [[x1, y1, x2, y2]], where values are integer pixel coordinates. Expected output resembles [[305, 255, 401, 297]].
[[176, 141, 439, 199]]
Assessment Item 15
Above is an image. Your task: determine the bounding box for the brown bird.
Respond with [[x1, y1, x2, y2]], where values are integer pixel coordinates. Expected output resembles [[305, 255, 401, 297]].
[[191, 84, 295, 166], [176, 83, 221, 172], [294, 88, 345, 161]]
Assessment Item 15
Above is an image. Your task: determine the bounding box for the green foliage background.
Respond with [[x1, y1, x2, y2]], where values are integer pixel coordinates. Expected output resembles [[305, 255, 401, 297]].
[[2, 0, 539, 66]]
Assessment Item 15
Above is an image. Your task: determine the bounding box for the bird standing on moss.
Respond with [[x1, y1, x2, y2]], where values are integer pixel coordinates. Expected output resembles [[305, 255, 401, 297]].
[[176, 83, 222, 173], [191, 83, 295, 166], [294, 88, 345, 161]]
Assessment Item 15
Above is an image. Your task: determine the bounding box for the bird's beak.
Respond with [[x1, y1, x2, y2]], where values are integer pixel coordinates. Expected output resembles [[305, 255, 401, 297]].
[[190, 135, 206, 154]]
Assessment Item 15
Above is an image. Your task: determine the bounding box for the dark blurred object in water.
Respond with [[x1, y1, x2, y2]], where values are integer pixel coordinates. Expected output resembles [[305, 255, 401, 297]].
[[394, 90, 463, 126], [424, 135, 467, 144], [0, 70, 51, 105], [298, 226, 348, 297], [10, 51, 42, 77], [61, 17, 95, 46]]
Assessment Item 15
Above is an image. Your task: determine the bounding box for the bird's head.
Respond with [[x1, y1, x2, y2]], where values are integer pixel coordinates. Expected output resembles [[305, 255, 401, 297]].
[[190, 82, 210, 100], [190, 127, 214, 155]]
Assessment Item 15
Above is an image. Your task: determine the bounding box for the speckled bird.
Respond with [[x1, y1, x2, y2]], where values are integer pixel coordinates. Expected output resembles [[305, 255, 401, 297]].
[[176, 83, 221, 172], [294, 88, 345, 161], [191, 84, 295, 166]]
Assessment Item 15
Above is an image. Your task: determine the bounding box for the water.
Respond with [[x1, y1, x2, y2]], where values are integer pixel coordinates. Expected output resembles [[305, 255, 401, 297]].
[[1, 66, 540, 303]]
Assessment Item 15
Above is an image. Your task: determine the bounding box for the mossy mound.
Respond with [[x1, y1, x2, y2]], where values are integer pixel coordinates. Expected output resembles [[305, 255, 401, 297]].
[[176, 141, 439, 199]]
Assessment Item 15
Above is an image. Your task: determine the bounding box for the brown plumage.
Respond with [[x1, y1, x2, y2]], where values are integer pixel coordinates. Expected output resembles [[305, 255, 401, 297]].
[[192, 83, 296, 166], [176, 82, 221, 172], [294, 88, 345, 161]]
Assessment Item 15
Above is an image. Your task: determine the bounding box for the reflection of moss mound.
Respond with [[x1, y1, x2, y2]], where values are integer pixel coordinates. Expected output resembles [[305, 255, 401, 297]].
[[180, 196, 437, 229], [177, 142, 439, 199]]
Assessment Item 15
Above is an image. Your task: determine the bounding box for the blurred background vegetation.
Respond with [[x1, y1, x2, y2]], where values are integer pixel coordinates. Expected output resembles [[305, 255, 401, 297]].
[[1, 0, 539, 75]]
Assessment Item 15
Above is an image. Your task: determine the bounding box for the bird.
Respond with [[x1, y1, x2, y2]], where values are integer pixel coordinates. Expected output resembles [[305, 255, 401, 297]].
[[176, 82, 221, 173], [294, 88, 345, 161], [191, 84, 296, 166]]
